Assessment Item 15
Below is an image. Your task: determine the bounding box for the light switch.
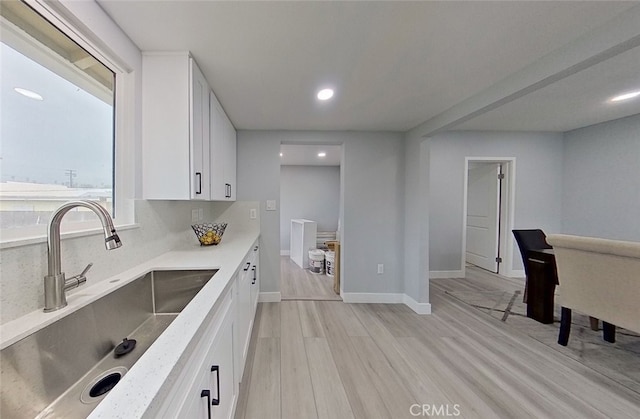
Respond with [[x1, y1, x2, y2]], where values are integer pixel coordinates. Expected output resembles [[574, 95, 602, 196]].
[[250, 208, 257, 219], [198, 208, 204, 221], [191, 209, 199, 223], [266, 200, 277, 211]]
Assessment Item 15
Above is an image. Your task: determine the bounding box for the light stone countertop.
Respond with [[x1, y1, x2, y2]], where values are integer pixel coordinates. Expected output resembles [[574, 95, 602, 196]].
[[0, 229, 260, 418]]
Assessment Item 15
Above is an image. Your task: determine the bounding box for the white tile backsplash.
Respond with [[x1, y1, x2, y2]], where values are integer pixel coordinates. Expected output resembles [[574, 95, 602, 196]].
[[0, 200, 258, 324]]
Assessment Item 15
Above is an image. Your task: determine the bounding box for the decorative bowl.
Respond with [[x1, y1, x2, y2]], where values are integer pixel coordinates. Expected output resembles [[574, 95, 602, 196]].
[[191, 223, 227, 246]]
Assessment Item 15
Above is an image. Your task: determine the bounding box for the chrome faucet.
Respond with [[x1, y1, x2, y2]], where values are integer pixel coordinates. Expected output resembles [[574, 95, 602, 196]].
[[44, 200, 122, 312]]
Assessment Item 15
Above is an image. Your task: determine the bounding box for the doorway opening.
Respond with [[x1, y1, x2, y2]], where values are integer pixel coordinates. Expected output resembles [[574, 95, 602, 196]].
[[462, 157, 516, 277], [279, 143, 343, 301]]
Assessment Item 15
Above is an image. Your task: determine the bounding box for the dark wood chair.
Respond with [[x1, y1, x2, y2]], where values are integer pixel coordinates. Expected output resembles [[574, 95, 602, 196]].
[[512, 229, 552, 304]]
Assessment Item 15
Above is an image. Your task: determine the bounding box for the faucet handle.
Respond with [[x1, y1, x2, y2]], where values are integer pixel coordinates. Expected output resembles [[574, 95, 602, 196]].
[[79, 263, 93, 278], [64, 263, 93, 291]]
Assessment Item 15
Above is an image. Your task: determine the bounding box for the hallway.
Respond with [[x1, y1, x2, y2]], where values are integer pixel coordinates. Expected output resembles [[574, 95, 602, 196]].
[[280, 256, 341, 301]]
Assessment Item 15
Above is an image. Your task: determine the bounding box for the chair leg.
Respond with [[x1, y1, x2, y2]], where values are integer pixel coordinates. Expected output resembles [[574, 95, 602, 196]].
[[558, 307, 571, 346], [589, 316, 599, 331], [603, 322, 616, 343]]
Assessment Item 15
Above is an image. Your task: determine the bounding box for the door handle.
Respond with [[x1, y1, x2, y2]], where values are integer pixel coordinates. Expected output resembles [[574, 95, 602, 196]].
[[195, 172, 202, 195], [210, 365, 220, 406], [200, 389, 212, 418]]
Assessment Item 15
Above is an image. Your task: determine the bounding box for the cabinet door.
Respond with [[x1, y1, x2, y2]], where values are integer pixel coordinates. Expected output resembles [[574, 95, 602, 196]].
[[207, 306, 236, 419], [190, 59, 210, 200], [209, 90, 226, 200], [179, 366, 210, 419], [141, 53, 191, 199], [250, 244, 259, 314], [209, 89, 236, 201], [223, 116, 237, 201], [180, 299, 236, 419], [234, 262, 252, 384]]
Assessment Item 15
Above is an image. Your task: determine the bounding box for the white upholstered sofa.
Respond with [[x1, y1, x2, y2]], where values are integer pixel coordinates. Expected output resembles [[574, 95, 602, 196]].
[[546, 234, 640, 346]]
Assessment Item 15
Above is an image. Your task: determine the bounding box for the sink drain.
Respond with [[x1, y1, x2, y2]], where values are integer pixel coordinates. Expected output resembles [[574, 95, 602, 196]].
[[80, 366, 128, 404]]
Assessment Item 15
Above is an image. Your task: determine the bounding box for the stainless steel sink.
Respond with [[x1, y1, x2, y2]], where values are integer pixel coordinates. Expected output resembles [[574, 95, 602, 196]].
[[0, 269, 217, 419]]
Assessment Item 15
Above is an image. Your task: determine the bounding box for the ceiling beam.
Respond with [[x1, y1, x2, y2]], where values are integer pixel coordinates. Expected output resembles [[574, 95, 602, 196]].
[[409, 4, 640, 138]]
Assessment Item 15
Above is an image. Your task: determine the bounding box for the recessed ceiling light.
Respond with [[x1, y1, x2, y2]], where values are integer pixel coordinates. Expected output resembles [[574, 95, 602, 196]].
[[14, 87, 43, 101], [609, 90, 640, 102], [318, 152, 326, 157], [280, 152, 283, 157], [317, 88, 334, 101]]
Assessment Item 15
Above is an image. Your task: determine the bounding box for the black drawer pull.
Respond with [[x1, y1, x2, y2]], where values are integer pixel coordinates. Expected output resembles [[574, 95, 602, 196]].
[[200, 389, 211, 418], [195, 172, 202, 195], [211, 365, 220, 406]]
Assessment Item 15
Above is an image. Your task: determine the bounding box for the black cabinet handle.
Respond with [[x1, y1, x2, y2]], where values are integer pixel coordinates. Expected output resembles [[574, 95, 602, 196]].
[[210, 365, 220, 406], [252, 265, 256, 284], [200, 389, 212, 419], [254, 246, 258, 251], [195, 172, 202, 195], [244, 262, 251, 271], [225, 183, 231, 198]]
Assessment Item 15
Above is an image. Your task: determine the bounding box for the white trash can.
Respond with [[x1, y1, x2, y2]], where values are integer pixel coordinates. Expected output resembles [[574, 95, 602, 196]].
[[308, 249, 325, 274], [325, 251, 335, 277]]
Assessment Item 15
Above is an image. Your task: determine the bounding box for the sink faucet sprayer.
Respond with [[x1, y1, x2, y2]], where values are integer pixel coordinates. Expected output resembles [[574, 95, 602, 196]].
[[44, 200, 122, 312]]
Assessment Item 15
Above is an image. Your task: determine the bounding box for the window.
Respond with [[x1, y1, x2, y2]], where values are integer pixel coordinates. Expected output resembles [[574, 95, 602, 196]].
[[1, 0, 121, 243]]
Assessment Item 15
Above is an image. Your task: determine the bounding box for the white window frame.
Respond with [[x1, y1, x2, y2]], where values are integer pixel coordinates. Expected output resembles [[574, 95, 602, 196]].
[[0, 0, 136, 248]]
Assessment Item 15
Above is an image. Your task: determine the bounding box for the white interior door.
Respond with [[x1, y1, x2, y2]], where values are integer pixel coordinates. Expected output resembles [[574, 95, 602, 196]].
[[466, 163, 501, 272]]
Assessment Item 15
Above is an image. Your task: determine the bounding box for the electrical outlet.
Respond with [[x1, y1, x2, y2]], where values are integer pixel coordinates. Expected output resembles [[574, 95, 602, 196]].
[[377, 264, 384, 274], [250, 208, 257, 219], [198, 208, 204, 221], [191, 209, 199, 223]]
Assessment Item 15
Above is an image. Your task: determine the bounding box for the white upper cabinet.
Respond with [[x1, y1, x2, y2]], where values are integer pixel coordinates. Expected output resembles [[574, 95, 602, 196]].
[[209, 90, 237, 201], [142, 52, 210, 200]]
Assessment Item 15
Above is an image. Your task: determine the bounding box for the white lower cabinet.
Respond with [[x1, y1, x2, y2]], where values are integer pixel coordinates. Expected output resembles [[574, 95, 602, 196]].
[[160, 240, 260, 419], [234, 243, 256, 385], [183, 318, 235, 418], [178, 294, 236, 419]]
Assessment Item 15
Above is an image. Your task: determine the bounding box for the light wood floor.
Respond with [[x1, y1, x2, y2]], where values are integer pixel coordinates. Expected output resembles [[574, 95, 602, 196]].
[[235, 268, 640, 419], [280, 256, 341, 301]]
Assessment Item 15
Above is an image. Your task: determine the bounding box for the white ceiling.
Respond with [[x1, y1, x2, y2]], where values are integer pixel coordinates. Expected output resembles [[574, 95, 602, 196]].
[[97, 0, 640, 133], [456, 44, 640, 132]]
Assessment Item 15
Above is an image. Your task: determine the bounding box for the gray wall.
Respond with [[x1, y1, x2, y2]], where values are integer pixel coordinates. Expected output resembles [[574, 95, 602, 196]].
[[237, 130, 405, 295], [403, 131, 430, 303], [280, 165, 340, 252], [429, 131, 564, 272], [562, 114, 640, 241]]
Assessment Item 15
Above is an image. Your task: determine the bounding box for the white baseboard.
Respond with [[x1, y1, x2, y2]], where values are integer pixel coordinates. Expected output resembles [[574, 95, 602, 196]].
[[342, 293, 404, 304], [341, 292, 431, 315], [280, 250, 290, 256], [403, 294, 432, 314], [259, 292, 282, 302], [430, 270, 465, 279]]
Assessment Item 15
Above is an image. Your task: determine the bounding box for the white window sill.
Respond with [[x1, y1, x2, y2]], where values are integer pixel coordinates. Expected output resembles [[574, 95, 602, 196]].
[[0, 223, 140, 250]]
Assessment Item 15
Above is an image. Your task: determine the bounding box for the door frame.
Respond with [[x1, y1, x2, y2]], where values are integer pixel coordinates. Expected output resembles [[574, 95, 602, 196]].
[[278, 142, 345, 297], [461, 157, 517, 277]]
